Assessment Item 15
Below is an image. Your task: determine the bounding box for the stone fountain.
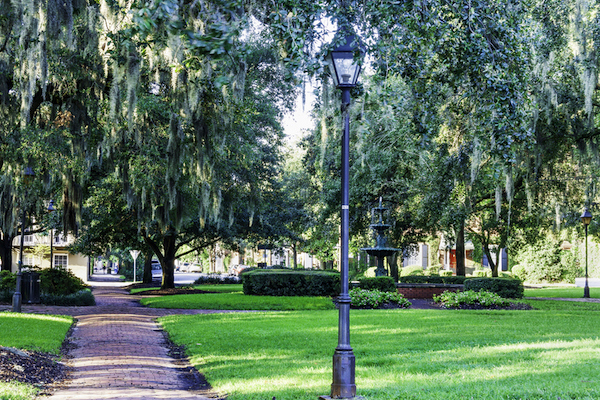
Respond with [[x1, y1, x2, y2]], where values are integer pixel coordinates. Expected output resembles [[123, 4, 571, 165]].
[[361, 198, 400, 276]]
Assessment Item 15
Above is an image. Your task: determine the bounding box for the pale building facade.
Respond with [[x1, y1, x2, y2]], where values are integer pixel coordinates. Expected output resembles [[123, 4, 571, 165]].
[[11, 231, 90, 283]]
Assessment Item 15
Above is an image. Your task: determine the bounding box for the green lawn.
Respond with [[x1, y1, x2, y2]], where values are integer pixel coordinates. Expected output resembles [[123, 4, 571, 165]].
[[0, 312, 73, 400], [160, 301, 600, 400], [140, 291, 335, 310], [131, 284, 243, 294], [524, 286, 600, 298]]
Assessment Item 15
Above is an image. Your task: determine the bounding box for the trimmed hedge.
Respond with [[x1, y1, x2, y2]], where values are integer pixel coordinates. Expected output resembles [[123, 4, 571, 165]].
[[358, 277, 396, 292], [399, 275, 469, 284], [40, 289, 96, 306], [464, 277, 524, 299], [242, 269, 340, 296], [194, 275, 240, 284]]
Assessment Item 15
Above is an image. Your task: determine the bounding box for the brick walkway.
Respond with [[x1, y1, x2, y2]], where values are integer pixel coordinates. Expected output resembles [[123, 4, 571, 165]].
[[7, 278, 235, 400]]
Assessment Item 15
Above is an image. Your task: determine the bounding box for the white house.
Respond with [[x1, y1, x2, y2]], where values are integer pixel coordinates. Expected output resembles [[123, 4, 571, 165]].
[[11, 231, 90, 283]]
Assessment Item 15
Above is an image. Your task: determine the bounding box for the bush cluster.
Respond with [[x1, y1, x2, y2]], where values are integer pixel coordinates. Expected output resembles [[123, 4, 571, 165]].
[[0, 269, 94, 306], [242, 269, 340, 296], [399, 275, 469, 284], [358, 276, 396, 292], [40, 289, 96, 306], [0, 270, 15, 292], [400, 265, 425, 277], [349, 288, 411, 309], [514, 241, 582, 283], [194, 275, 240, 285], [39, 268, 88, 296], [464, 277, 523, 299], [433, 290, 510, 309]]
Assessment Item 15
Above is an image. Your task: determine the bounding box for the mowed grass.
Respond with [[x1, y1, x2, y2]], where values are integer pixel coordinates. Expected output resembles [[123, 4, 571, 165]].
[[0, 312, 73, 400], [131, 284, 243, 295], [524, 286, 600, 299], [140, 291, 335, 310], [0, 312, 73, 353], [160, 301, 600, 400]]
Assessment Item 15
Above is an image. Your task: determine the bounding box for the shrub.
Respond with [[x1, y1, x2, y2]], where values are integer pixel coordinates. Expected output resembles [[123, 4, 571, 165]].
[[0, 270, 15, 292], [39, 268, 88, 295], [242, 269, 340, 296], [400, 265, 425, 276], [399, 275, 468, 284], [425, 265, 441, 276], [472, 268, 492, 277], [464, 277, 523, 299], [514, 241, 581, 283], [358, 276, 396, 292], [511, 264, 527, 281], [433, 290, 510, 309], [194, 275, 240, 285], [560, 248, 582, 283], [440, 270, 453, 277], [40, 289, 96, 306], [349, 288, 411, 309]]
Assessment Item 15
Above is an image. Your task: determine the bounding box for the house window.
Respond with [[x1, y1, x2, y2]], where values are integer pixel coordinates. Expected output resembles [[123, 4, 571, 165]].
[[54, 234, 66, 245], [22, 254, 34, 267], [54, 254, 68, 268], [23, 229, 34, 244]]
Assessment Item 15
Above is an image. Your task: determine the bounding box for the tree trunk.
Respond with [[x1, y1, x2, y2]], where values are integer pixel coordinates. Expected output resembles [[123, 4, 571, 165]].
[[388, 253, 399, 282], [0, 234, 14, 271], [455, 221, 466, 276], [161, 234, 177, 289], [143, 229, 177, 289], [142, 248, 153, 283], [483, 244, 498, 277], [292, 242, 298, 269]]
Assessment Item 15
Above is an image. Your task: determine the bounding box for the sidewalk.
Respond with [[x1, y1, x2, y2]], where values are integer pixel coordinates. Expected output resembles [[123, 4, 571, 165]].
[[19, 276, 230, 400]]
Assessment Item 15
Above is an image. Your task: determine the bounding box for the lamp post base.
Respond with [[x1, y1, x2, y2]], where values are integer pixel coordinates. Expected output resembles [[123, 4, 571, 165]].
[[584, 285, 590, 298], [12, 292, 21, 313]]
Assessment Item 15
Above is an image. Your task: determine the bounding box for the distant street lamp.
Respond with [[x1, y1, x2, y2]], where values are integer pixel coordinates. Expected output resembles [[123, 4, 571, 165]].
[[47, 200, 55, 269], [13, 167, 35, 312], [581, 208, 592, 298], [321, 30, 362, 400]]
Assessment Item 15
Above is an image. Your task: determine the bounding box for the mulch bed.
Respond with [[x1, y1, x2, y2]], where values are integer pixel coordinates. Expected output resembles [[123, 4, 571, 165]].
[[0, 346, 71, 395]]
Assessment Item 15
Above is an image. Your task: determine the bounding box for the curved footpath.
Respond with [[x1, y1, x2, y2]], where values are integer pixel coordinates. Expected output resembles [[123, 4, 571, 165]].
[[8, 276, 235, 400]]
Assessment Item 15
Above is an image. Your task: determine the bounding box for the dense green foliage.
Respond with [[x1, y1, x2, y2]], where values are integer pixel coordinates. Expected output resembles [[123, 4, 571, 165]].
[[39, 268, 87, 296], [514, 241, 583, 283], [242, 269, 340, 296], [433, 290, 511, 308], [349, 288, 411, 309], [160, 301, 600, 400], [357, 276, 396, 292], [39, 289, 95, 306], [400, 266, 426, 277], [464, 277, 524, 299]]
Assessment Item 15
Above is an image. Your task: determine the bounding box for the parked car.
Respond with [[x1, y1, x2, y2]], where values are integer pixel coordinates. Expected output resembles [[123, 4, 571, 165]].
[[187, 263, 202, 272], [229, 264, 249, 276], [151, 261, 162, 279]]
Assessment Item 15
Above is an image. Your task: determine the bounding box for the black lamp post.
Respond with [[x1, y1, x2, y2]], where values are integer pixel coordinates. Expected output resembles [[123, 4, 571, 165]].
[[48, 200, 55, 269], [581, 208, 592, 298], [13, 167, 35, 312], [321, 32, 362, 400]]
